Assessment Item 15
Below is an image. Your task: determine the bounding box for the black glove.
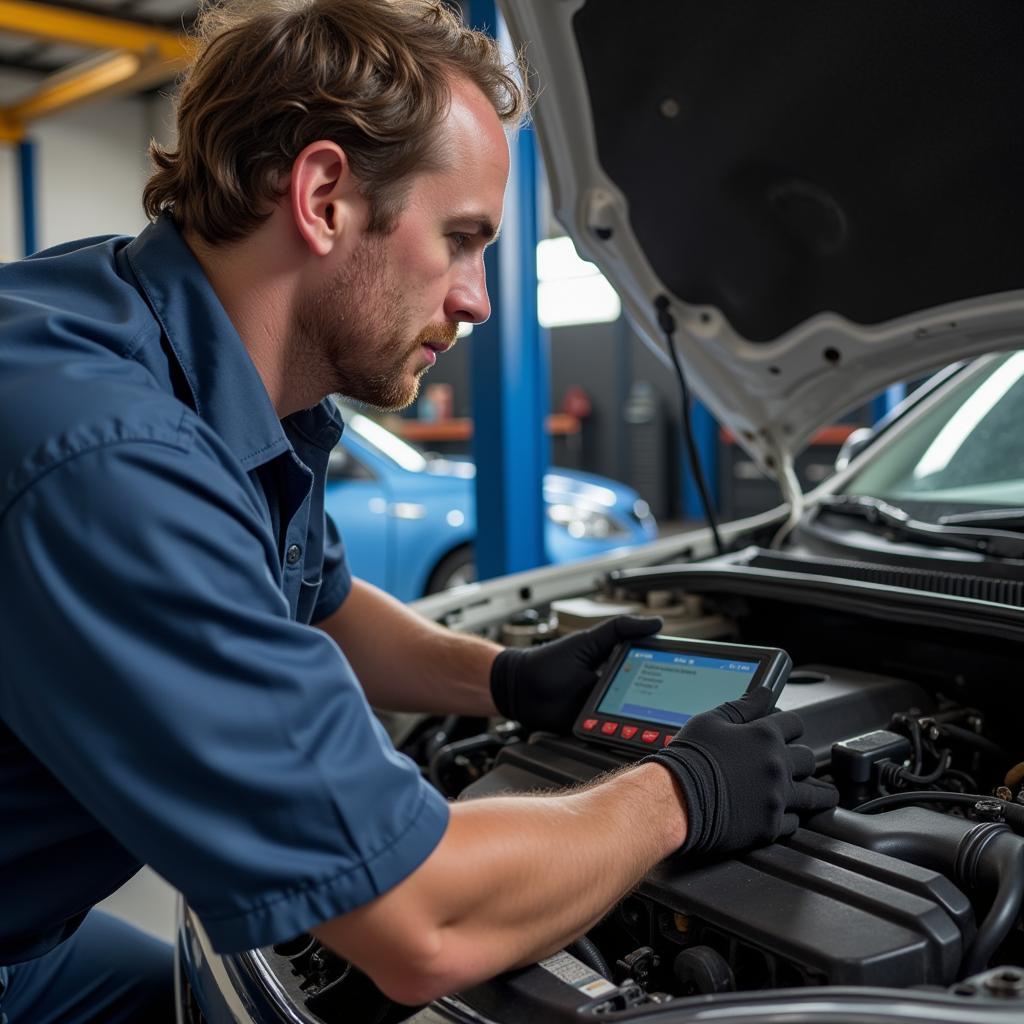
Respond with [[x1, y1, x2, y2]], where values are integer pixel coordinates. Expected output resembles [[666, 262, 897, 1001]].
[[490, 615, 663, 734], [645, 687, 838, 857]]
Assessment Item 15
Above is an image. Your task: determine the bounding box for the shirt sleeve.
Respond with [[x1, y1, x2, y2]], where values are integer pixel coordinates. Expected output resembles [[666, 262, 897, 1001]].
[[312, 511, 351, 623], [0, 428, 449, 953]]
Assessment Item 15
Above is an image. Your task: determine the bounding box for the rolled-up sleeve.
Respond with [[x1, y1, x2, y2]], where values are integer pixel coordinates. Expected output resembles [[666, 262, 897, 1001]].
[[0, 429, 449, 953]]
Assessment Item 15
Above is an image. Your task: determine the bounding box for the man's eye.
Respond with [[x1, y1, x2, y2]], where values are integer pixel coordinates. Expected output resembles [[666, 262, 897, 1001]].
[[450, 233, 470, 251]]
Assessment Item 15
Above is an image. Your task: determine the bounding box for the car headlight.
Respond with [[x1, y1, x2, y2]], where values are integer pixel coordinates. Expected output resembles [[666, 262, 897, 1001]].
[[632, 498, 652, 524], [547, 503, 627, 539]]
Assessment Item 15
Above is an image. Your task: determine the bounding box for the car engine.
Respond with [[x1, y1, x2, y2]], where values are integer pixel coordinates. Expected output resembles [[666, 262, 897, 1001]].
[[187, 544, 1024, 1023]]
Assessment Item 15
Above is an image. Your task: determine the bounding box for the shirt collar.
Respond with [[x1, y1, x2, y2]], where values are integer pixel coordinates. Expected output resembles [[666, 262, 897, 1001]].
[[125, 216, 341, 468]]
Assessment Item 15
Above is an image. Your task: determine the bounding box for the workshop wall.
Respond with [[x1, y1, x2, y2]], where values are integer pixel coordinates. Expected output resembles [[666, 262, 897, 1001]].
[[0, 72, 175, 259], [414, 317, 692, 520], [0, 139, 15, 260]]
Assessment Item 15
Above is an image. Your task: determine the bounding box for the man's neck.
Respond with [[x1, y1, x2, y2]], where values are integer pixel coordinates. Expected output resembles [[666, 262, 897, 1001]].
[[183, 225, 313, 419]]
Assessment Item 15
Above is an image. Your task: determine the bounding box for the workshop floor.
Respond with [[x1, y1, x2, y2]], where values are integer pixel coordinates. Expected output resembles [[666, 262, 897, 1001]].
[[98, 868, 177, 943]]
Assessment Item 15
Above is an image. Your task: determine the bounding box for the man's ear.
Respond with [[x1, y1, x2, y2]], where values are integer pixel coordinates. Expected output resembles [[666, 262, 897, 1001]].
[[290, 140, 367, 257]]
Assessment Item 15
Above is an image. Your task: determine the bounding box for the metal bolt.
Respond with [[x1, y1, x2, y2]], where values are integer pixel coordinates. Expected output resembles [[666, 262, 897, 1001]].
[[984, 968, 1024, 997], [974, 799, 1005, 822]]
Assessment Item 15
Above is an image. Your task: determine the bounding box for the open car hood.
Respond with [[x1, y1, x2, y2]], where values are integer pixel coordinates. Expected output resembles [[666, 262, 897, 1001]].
[[499, 0, 1024, 485]]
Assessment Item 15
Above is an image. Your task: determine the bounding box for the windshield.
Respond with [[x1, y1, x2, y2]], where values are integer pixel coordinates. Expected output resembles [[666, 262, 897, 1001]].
[[842, 351, 1024, 519]]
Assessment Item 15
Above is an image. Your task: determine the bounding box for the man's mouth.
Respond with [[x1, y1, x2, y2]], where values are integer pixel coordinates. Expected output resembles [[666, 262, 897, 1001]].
[[416, 325, 458, 368], [416, 322, 458, 352], [418, 340, 453, 368]]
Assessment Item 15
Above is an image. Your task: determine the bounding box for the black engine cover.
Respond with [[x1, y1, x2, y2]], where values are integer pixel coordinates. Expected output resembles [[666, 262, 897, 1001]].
[[463, 735, 973, 989], [644, 829, 971, 987]]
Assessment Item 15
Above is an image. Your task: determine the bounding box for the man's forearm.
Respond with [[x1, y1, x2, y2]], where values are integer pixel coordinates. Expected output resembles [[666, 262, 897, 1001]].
[[312, 762, 686, 1004], [316, 578, 499, 715]]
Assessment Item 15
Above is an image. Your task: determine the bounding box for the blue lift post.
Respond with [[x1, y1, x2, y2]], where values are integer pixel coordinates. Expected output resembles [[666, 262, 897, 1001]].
[[18, 139, 38, 257], [467, 1, 549, 581], [681, 398, 720, 520], [871, 383, 907, 424]]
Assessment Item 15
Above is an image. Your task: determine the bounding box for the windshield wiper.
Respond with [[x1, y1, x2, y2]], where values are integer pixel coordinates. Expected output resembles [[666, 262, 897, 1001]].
[[814, 495, 1024, 560], [939, 507, 1024, 531]]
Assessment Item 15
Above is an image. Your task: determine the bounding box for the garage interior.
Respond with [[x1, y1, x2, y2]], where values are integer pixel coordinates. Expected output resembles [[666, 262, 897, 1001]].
[[0, 0, 905, 534], [0, 0, 912, 943], [8, 2, 1017, 1019]]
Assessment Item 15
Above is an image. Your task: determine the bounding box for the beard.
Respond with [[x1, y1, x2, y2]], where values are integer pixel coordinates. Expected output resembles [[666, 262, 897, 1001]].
[[291, 235, 458, 412]]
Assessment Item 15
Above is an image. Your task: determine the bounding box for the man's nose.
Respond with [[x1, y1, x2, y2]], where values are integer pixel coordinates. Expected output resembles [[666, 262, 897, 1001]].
[[444, 261, 490, 325]]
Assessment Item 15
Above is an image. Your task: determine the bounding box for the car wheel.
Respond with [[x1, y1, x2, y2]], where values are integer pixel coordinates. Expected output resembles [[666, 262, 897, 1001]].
[[425, 545, 476, 594]]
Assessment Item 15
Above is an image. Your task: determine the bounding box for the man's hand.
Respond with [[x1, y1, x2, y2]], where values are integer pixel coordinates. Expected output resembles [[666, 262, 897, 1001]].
[[489, 615, 662, 734], [647, 687, 838, 856]]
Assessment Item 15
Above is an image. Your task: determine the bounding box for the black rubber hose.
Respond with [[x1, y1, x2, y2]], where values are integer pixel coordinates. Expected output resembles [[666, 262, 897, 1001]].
[[428, 734, 500, 796], [854, 791, 1024, 834], [424, 714, 461, 762], [854, 790, 982, 814], [567, 936, 611, 979], [810, 806, 983, 875], [908, 717, 924, 775], [655, 296, 725, 556], [890, 750, 952, 787], [961, 842, 1024, 976], [936, 723, 1006, 762]]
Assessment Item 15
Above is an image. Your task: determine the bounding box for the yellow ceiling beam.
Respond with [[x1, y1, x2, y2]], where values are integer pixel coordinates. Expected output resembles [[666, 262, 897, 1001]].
[[0, 0, 190, 62], [0, 112, 21, 142], [6, 50, 140, 120], [0, 3, 194, 138], [0, 48, 187, 138]]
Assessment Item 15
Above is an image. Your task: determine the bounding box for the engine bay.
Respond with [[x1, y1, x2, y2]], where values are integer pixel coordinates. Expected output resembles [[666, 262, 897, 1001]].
[[243, 545, 1024, 1022]]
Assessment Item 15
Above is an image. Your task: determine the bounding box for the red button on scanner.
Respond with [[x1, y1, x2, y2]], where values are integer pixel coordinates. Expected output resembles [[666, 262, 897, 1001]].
[[620, 725, 639, 740], [601, 721, 619, 736], [641, 729, 660, 744], [662, 734, 674, 747], [582, 718, 598, 732]]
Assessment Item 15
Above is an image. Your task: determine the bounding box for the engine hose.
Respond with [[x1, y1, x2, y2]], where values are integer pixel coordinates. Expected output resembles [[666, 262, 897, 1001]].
[[808, 807, 1024, 976], [853, 790, 983, 815], [878, 751, 951, 789], [935, 723, 1006, 762], [424, 715, 461, 762], [567, 936, 611, 979], [428, 734, 500, 795], [961, 840, 1024, 976], [908, 717, 923, 775], [854, 791, 1024, 833]]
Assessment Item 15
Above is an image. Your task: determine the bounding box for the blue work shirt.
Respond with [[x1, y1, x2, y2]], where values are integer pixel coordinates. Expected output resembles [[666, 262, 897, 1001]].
[[0, 217, 449, 962]]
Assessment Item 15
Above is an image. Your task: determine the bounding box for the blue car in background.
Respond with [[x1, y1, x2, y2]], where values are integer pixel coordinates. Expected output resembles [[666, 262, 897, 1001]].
[[327, 407, 658, 599]]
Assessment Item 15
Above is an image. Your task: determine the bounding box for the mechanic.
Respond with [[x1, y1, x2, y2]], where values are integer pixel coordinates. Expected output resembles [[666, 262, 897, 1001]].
[[0, 1, 838, 1020]]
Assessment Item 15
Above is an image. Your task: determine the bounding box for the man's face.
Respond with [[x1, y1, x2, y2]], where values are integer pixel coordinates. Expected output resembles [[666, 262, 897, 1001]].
[[295, 77, 510, 411]]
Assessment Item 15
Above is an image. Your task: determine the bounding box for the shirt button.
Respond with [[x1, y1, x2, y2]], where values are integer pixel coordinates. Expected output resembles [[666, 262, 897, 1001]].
[[286, 544, 303, 566]]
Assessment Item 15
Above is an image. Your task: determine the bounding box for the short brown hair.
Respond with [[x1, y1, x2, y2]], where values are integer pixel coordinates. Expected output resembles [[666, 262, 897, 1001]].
[[144, 0, 527, 244]]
